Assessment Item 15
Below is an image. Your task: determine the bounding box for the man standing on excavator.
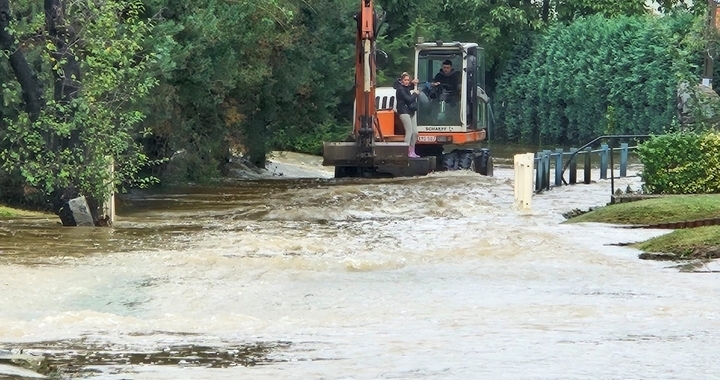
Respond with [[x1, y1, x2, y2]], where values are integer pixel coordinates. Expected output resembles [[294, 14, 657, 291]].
[[432, 60, 461, 102]]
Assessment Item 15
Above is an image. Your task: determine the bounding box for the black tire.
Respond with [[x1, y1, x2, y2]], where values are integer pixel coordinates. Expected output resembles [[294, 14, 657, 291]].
[[472, 149, 493, 176], [335, 166, 359, 178], [457, 150, 474, 170]]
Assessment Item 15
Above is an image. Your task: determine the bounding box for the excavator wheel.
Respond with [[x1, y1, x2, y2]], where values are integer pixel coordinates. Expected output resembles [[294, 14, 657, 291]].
[[472, 148, 493, 176], [441, 149, 473, 170]]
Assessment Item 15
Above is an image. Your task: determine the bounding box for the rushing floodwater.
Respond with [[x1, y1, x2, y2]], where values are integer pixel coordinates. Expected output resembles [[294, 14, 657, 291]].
[[0, 153, 718, 380]]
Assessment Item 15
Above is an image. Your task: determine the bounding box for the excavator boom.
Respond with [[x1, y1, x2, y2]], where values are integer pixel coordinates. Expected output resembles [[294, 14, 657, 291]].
[[354, 0, 377, 165], [322, 0, 409, 171]]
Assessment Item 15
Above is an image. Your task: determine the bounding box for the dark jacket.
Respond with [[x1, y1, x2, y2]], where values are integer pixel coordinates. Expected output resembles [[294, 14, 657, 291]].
[[433, 70, 462, 103], [394, 79, 418, 116], [433, 69, 461, 89]]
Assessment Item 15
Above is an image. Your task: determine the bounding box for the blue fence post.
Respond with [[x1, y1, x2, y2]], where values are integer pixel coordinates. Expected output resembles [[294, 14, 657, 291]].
[[535, 152, 542, 193], [600, 143, 608, 180], [583, 147, 592, 184], [620, 142, 629, 177], [569, 147, 577, 185], [542, 150, 551, 190], [610, 139, 615, 194], [554, 148, 563, 186]]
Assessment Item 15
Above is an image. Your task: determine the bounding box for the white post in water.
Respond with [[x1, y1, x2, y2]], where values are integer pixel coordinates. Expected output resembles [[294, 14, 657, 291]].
[[101, 158, 116, 226], [514, 153, 534, 210]]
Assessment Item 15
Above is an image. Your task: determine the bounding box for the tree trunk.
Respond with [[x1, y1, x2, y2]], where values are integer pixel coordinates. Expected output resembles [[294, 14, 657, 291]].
[[45, 0, 99, 226], [245, 117, 269, 169], [1, 0, 93, 226], [44, 0, 81, 104], [0, 0, 44, 122], [542, 0, 550, 23]]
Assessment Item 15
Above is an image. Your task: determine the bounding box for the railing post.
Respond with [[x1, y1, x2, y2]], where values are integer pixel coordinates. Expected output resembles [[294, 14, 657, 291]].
[[620, 142, 629, 177], [584, 147, 592, 184], [558, 134, 650, 188], [535, 152, 542, 193], [569, 147, 577, 185], [554, 148, 563, 186], [102, 157, 115, 227], [600, 143, 608, 180], [610, 139, 615, 195], [542, 150, 551, 190]]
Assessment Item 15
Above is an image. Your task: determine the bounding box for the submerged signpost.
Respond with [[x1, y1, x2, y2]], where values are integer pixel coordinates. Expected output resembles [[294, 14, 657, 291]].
[[514, 153, 534, 211]]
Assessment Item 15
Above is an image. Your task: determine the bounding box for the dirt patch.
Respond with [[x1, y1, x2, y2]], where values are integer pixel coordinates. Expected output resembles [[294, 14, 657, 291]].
[[2, 339, 298, 378], [638, 245, 720, 261], [561, 207, 600, 220], [638, 246, 720, 273]]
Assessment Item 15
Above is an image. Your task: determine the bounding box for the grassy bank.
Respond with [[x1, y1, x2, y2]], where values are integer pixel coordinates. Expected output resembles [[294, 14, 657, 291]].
[[564, 194, 720, 225], [0, 205, 50, 219], [636, 226, 720, 260], [564, 195, 720, 261]]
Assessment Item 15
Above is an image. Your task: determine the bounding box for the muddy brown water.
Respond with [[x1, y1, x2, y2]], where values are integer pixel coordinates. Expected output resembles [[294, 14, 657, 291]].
[[0, 154, 719, 379]]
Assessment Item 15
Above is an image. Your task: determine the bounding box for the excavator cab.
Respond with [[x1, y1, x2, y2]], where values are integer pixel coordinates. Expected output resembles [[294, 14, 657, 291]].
[[411, 42, 491, 172], [415, 42, 488, 133]]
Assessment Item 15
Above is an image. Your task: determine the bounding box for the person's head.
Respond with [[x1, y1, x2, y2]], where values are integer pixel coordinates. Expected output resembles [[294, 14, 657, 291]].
[[400, 72, 411, 86], [441, 60, 453, 75]]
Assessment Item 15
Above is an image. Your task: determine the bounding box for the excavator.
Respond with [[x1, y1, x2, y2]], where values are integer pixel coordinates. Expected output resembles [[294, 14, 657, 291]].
[[322, 0, 493, 178]]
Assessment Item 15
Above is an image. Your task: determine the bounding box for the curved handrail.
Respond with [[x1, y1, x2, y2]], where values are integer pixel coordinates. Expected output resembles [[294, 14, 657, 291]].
[[559, 134, 651, 185]]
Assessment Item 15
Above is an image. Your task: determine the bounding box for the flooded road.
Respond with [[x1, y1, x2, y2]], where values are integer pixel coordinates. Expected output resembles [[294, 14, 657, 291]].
[[0, 153, 718, 379]]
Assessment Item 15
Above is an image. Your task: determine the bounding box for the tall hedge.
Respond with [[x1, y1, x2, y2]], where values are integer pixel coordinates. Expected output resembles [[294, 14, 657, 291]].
[[494, 12, 701, 145]]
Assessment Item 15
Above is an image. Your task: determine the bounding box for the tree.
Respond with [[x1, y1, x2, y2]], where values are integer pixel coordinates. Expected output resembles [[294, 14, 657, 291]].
[[137, 0, 357, 179], [134, 0, 293, 178], [1, 0, 159, 224], [553, 0, 649, 22], [0, 0, 42, 122]]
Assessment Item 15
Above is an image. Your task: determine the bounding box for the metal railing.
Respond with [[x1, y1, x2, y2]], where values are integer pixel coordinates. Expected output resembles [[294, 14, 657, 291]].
[[533, 135, 651, 195]]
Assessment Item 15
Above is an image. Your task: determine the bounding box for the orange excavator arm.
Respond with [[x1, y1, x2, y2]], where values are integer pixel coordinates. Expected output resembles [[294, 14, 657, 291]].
[[354, 0, 379, 164], [321, 0, 408, 172]]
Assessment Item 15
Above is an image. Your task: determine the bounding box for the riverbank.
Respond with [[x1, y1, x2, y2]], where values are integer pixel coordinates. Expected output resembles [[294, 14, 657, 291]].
[[0, 205, 50, 219], [564, 195, 720, 266]]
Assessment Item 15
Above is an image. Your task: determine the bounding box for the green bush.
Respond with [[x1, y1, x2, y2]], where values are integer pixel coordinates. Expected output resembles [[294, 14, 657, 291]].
[[271, 121, 349, 156], [637, 131, 720, 194]]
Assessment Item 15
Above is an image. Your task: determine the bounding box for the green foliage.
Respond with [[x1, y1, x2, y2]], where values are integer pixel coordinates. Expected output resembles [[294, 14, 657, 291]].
[[138, 0, 291, 177], [495, 12, 701, 145], [637, 131, 720, 194], [554, 0, 648, 22], [137, 0, 357, 176], [376, 0, 702, 93], [272, 121, 348, 156], [260, 0, 357, 157], [1, 0, 715, 196], [654, 0, 714, 16], [377, 0, 539, 88], [1, 0, 160, 203]]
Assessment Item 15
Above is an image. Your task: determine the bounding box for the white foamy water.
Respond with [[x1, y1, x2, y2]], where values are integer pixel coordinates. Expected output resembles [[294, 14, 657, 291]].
[[0, 153, 718, 379]]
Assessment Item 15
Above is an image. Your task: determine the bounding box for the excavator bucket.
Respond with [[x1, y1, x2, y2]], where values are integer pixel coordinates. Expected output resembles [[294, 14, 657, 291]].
[[322, 141, 409, 167]]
